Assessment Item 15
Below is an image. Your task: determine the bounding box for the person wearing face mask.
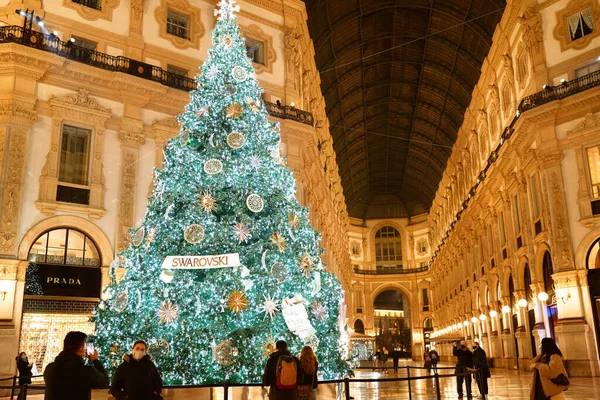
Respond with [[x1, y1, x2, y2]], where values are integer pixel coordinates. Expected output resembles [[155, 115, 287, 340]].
[[472, 342, 490, 398], [110, 340, 163, 400], [15, 352, 33, 400], [453, 340, 474, 399]]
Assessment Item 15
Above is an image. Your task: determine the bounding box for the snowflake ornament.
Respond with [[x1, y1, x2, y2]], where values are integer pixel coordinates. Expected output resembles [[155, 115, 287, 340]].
[[157, 300, 178, 325], [206, 65, 220, 79], [215, 0, 240, 21], [260, 294, 280, 319], [311, 301, 327, 321], [249, 155, 262, 170], [231, 222, 251, 244]]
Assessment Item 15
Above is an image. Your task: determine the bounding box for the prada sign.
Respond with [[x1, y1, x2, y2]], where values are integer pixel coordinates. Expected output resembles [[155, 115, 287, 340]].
[[25, 263, 101, 298]]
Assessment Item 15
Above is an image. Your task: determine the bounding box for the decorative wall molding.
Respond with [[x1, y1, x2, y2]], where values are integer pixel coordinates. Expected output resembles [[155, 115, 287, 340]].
[[553, 0, 600, 52], [62, 0, 120, 22], [240, 24, 277, 75]]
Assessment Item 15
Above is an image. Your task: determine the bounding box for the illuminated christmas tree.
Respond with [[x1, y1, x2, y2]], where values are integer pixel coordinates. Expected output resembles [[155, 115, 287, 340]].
[[92, 0, 352, 384]]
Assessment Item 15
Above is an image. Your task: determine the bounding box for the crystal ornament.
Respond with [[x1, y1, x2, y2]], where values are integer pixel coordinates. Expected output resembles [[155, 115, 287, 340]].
[[231, 222, 251, 244], [157, 300, 179, 325], [206, 65, 220, 79], [179, 130, 190, 146], [214, 340, 236, 365], [204, 159, 223, 174], [231, 65, 248, 82], [113, 291, 128, 312], [184, 224, 205, 244], [226, 131, 245, 149], [226, 103, 243, 118], [227, 291, 247, 313], [246, 194, 264, 212], [249, 155, 262, 169], [260, 294, 280, 319], [132, 227, 145, 247]]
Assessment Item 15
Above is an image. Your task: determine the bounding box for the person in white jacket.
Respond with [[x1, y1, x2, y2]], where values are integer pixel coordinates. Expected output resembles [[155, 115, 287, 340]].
[[530, 337, 569, 400]]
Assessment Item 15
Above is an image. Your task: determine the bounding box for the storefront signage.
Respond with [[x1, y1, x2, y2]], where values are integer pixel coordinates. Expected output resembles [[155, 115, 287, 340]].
[[25, 263, 102, 298], [161, 253, 241, 270]]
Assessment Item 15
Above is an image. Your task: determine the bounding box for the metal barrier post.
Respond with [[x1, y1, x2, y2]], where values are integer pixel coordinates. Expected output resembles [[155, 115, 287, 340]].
[[406, 366, 412, 400], [10, 376, 16, 400], [344, 377, 350, 400], [434, 374, 441, 400], [223, 383, 228, 400]]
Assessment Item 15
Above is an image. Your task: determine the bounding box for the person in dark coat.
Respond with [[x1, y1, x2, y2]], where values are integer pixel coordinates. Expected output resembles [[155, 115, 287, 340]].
[[392, 350, 400, 373], [110, 340, 162, 400], [16, 352, 33, 400], [453, 340, 474, 399], [262, 340, 300, 400], [472, 341, 491, 397], [43, 331, 109, 400], [429, 347, 440, 374]]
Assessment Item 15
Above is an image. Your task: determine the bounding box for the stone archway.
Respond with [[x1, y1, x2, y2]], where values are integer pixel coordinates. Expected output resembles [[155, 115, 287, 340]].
[[372, 287, 413, 357]]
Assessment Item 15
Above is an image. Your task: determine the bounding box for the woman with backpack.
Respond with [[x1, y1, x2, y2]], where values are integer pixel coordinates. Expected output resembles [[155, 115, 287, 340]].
[[298, 346, 318, 400]]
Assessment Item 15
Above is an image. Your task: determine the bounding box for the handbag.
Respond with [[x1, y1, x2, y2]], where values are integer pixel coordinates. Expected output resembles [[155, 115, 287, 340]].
[[550, 373, 570, 387]]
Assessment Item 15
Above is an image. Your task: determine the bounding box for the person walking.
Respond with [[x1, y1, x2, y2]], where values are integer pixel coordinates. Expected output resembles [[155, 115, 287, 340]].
[[381, 347, 389, 373], [392, 349, 400, 373], [110, 340, 163, 400], [16, 352, 33, 400], [429, 347, 439, 374], [423, 348, 432, 374], [262, 340, 300, 400], [453, 340, 474, 399], [472, 342, 491, 398], [530, 337, 569, 400], [43, 331, 109, 400], [297, 346, 318, 400]]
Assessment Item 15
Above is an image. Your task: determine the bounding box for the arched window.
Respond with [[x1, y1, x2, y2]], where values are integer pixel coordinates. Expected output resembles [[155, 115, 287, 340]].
[[28, 228, 100, 266], [524, 264, 532, 305], [587, 238, 600, 269], [354, 319, 365, 334], [375, 226, 403, 271], [423, 317, 433, 329], [542, 251, 554, 295]]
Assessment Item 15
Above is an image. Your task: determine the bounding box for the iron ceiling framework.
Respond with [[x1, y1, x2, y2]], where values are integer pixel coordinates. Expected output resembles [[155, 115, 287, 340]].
[[303, 0, 505, 218]]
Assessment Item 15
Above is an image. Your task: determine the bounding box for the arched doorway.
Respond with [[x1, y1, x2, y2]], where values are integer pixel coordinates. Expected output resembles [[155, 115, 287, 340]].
[[374, 289, 411, 356], [508, 274, 519, 364], [354, 319, 365, 334], [524, 264, 537, 357], [586, 238, 600, 360], [19, 228, 102, 373], [542, 251, 557, 338]]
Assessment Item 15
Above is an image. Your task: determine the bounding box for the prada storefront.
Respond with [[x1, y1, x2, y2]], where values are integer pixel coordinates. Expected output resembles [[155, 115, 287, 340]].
[[19, 228, 101, 373]]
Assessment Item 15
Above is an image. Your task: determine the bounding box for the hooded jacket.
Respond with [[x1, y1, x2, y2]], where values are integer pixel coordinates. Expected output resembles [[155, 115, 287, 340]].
[[110, 354, 162, 400], [262, 349, 300, 400], [43, 351, 109, 400]]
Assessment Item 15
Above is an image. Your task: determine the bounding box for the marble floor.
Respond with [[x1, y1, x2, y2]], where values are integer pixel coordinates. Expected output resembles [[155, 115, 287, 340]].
[[4, 361, 599, 399]]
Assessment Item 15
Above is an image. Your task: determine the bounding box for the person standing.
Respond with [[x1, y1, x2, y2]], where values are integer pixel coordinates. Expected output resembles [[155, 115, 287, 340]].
[[16, 352, 33, 400], [110, 340, 163, 400], [43, 331, 109, 400], [392, 349, 400, 373], [453, 340, 474, 399], [262, 340, 300, 400], [297, 346, 318, 400], [429, 347, 439, 374], [472, 342, 490, 398], [423, 348, 432, 374], [373, 349, 381, 371], [530, 337, 569, 400]]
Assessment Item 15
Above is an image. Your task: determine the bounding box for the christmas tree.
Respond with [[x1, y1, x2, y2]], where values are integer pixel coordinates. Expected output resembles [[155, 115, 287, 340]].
[[93, 0, 352, 384]]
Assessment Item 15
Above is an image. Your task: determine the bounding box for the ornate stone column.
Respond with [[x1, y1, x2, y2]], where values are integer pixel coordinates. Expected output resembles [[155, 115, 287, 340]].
[[116, 118, 145, 253], [500, 296, 517, 369]]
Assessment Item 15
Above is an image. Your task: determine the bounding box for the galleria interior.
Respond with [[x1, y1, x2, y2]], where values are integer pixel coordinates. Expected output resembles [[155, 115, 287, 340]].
[[1, 0, 600, 385]]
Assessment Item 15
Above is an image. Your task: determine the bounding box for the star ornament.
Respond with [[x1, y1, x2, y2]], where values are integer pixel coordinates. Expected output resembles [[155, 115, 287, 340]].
[[199, 192, 217, 213], [300, 253, 313, 276], [260, 295, 280, 319], [249, 155, 262, 170], [157, 300, 179, 325], [196, 106, 210, 117], [271, 232, 288, 251], [311, 301, 327, 321], [227, 291, 248, 313], [215, 0, 240, 21], [288, 213, 300, 229], [231, 222, 251, 244]]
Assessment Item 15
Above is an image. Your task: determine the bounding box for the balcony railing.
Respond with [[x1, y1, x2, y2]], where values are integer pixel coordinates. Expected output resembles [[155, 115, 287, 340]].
[[354, 266, 429, 275], [0, 25, 314, 125]]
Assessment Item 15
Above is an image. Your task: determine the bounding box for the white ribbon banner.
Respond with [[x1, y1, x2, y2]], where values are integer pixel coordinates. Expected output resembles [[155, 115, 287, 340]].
[[161, 253, 241, 270]]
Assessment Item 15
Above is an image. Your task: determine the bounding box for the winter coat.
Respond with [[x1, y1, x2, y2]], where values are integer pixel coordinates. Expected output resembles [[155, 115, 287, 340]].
[[473, 347, 491, 378], [43, 351, 109, 400], [262, 349, 300, 400], [299, 361, 318, 389], [17, 358, 33, 386], [529, 354, 569, 400], [429, 350, 439, 364], [453, 346, 474, 374], [110, 354, 162, 400]]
